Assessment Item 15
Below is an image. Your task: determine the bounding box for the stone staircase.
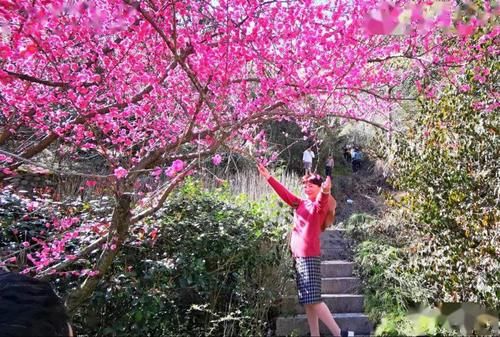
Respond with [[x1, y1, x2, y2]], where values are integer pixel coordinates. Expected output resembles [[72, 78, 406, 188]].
[[275, 229, 373, 336]]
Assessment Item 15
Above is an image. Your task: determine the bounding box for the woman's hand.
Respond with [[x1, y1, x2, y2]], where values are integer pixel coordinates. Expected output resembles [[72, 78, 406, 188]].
[[321, 176, 331, 194], [257, 163, 271, 180]]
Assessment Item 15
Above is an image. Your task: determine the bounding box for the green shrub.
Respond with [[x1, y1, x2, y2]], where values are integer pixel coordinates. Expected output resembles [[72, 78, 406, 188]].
[[354, 239, 432, 322], [387, 32, 499, 309], [71, 179, 292, 337], [345, 213, 436, 335]]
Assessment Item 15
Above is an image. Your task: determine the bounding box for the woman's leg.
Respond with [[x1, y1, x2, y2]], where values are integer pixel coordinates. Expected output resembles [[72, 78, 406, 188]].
[[304, 304, 320, 336], [309, 302, 342, 337]]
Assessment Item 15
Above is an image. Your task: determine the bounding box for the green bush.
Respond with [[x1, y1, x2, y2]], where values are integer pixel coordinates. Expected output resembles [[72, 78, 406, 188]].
[[346, 214, 431, 319], [387, 30, 499, 309], [71, 179, 292, 337], [345, 214, 468, 336]]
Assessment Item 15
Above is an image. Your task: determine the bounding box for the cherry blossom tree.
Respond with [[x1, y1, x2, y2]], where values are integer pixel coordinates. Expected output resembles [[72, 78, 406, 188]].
[[0, 0, 495, 310]]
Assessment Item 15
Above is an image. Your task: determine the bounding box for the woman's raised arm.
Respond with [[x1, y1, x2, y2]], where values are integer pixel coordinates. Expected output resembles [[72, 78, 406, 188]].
[[257, 163, 301, 208]]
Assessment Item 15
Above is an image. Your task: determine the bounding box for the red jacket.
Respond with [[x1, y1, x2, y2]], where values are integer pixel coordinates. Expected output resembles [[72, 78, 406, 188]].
[[267, 177, 329, 257]]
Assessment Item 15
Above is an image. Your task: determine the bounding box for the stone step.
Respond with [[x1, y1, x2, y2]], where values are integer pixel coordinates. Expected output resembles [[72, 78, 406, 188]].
[[321, 237, 349, 250], [321, 248, 351, 260], [321, 260, 354, 277], [276, 313, 373, 336], [322, 277, 361, 294], [320, 229, 351, 248], [321, 229, 347, 240], [284, 277, 361, 295], [281, 294, 364, 315]]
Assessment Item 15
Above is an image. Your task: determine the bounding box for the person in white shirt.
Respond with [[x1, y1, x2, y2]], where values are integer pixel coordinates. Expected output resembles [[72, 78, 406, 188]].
[[303, 148, 315, 174], [352, 148, 363, 172]]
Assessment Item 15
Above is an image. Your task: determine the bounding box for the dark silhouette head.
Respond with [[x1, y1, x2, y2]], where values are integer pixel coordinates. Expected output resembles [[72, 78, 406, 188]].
[[0, 272, 71, 337]]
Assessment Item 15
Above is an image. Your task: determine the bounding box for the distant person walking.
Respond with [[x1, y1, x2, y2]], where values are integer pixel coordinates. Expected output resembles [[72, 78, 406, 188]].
[[325, 155, 334, 178], [351, 148, 363, 172], [343, 146, 351, 163], [303, 147, 315, 175]]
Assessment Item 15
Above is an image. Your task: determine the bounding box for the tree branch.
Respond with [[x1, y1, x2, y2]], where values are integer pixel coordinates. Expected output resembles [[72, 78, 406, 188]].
[[65, 195, 132, 313], [130, 159, 197, 223], [3, 70, 70, 88], [3, 60, 181, 175], [0, 148, 111, 178], [36, 237, 107, 280]]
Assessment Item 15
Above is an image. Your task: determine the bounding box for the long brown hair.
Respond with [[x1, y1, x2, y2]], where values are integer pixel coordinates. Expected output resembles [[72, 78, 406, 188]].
[[302, 174, 337, 231], [321, 195, 336, 231]]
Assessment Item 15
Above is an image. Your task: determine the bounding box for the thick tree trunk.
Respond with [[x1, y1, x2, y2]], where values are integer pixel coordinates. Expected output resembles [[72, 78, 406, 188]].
[[65, 194, 132, 314]]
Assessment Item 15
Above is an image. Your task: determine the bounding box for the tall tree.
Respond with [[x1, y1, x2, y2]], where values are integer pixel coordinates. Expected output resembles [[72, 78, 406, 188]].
[[0, 0, 489, 310]]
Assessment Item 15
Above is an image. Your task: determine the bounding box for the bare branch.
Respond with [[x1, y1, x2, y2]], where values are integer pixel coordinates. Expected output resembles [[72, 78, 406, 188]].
[[0, 148, 111, 178], [3, 70, 70, 88], [130, 159, 197, 223]]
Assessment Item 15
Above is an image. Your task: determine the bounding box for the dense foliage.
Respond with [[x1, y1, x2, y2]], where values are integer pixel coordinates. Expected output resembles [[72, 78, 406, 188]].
[[343, 18, 499, 336], [388, 23, 499, 309], [345, 213, 432, 334], [69, 180, 292, 337], [345, 213, 497, 336]]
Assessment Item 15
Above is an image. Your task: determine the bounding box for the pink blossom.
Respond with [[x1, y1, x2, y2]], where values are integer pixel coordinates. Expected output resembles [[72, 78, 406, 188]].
[[212, 154, 222, 166], [66, 255, 77, 261], [436, 8, 451, 28], [88, 270, 100, 277], [172, 160, 185, 172], [114, 167, 128, 179], [270, 152, 279, 162], [2, 168, 13, 175], [0, 154, 13, 163], [459, 84, 471, 92], [85, 180, 97, 187], [152, 167, 163, 177], [363, 1, 400, 35], [165, 166, 176, 178], [27, 201, 39, 211], [0, 70, 13, 84], [22, 241, 30, 247], [457, 22, 476, 38]]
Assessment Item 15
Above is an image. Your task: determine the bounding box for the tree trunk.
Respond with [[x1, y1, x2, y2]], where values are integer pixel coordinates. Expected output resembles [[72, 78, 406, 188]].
[[65, 194, 132, 314]]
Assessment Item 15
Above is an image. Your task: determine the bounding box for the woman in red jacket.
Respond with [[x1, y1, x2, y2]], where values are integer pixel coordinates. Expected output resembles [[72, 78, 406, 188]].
[[257, 163, 342, 337]]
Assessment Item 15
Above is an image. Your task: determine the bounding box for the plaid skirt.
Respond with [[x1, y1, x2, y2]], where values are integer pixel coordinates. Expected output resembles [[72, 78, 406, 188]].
[[294, 256, 322, 305]]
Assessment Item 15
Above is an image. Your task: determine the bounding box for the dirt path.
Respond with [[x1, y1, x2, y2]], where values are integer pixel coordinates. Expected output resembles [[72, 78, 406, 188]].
[[331, 160, 388, 225]]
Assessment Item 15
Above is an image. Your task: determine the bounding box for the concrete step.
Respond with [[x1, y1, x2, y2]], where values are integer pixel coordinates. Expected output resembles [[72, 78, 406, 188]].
[[320, 230, 351, 249], [321, 260, 354, 278], [322, 277, 361, 294], [284, 277, 361, 295], [321, 238, 349, 250], [281, 294, 364, 315], [321, 229, 347, 240], [321, 248, 351, 260], [276, 313, 373, 336]]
